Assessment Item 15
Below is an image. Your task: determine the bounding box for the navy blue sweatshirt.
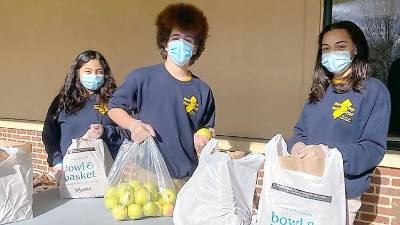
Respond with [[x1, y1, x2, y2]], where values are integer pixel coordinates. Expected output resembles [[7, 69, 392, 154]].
[[42, 95, 130, 166], [287, 78, 391, 198], [108, 64, 216, 178]]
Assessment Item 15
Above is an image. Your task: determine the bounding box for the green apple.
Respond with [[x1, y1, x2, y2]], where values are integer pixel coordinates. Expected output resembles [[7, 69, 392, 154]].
[[150, 191, 161, 202], [143, 202, 160, 217], [129, 179, 142, 189], [143, 182, 158, 193], [161, 203, 174, 217], [119, 191, 135, 206], [196, 128, 212, 139], [117, 183, 134, 197], [161, 188, 177, 204], [104, 186, 118, 199], [104, 196, 119, 209], [128, 204, 143, 220], [111, 205, 128, 221], [134, 188, 150, 205]]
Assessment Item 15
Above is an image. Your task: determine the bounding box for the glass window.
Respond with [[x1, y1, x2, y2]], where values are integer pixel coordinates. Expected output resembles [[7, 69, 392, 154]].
[[328, 0, 400, 146]]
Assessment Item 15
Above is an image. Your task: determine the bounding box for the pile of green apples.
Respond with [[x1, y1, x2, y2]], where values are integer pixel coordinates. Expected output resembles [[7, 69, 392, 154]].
[[104, 180, 176, 221]]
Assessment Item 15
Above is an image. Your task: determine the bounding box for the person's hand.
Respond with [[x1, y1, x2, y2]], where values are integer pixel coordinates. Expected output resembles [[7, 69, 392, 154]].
[[82, 124, 104, 141], [194, 128, 216, 154], [291, 142, 306, 155], [293, 144, 326, 160], [53, 164, 63, 185], [129, 120, 156, 143]]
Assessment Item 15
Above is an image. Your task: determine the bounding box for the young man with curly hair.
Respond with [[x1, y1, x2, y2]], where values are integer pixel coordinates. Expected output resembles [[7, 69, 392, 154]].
[[108, 3, 216, 186]]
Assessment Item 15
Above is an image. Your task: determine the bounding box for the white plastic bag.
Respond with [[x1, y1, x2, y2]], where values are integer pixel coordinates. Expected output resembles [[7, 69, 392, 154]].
[[105, 138, 175, 220], [173, 138, 264, 225], [59, 138, 113, 198], [255, 134, 346, 225], [0, 141, 33, 225]]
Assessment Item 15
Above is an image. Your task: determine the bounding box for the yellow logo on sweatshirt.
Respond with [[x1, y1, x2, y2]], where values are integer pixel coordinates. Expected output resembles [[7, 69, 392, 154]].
[[183, 96, 199, 116], [332, 99, 355, 122], [94, 104, 108, 115]]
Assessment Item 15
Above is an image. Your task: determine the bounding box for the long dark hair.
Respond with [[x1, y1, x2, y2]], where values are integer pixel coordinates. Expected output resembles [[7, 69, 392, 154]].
[[56, 50, 116, 116], [309, 21, 370, 103]]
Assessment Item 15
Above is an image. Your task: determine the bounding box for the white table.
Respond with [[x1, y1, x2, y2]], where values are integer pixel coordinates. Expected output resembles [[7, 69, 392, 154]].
[[13, 189, 174, 225]]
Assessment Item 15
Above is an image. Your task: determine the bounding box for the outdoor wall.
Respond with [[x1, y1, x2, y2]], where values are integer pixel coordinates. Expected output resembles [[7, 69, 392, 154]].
[[0, 123, 399, 224], [0, 0, 322, 139]]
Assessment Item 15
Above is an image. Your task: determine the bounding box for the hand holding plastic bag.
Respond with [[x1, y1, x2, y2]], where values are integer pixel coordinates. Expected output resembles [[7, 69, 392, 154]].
[[106, 138, 175, 221]]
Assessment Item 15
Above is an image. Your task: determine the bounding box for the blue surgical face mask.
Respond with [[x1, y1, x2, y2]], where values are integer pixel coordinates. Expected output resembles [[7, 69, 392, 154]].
[[321, 45, 355, 74], [80, 74, 105, 91], [167, 39, 193, 66]]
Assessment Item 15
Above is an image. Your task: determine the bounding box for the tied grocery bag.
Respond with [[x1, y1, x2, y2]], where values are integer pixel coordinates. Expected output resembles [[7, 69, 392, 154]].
[[173, 138, 264, 225], [0, 141, 33, 225], [105, 138, 175, 221], [255, 134, 346, 225], [59, 138, 113, 198]]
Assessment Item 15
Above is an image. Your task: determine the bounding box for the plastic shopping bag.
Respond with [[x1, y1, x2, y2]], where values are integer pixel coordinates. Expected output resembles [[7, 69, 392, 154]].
[[0, 141, 33, 225], [59, 138, 113, 198], [105, 138, 175, 220], [173, 138, 265, 225], [255, 134, 346, 225]]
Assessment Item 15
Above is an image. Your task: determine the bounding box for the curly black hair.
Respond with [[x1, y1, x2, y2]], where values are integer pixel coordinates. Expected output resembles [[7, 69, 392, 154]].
[[156, 3, 209, 65]]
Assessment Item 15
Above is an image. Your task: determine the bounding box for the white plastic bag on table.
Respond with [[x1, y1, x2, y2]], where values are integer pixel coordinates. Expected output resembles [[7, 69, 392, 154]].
[[106, 138, 175, 219], [173, 138, 264, 225], [255, 134, 346, 225], [0, 141, 33, 225], [59, 138, 113, 198]]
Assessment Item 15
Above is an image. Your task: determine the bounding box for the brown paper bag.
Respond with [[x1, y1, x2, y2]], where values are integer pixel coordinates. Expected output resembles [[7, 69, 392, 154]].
[[278, 155, 325, 177]]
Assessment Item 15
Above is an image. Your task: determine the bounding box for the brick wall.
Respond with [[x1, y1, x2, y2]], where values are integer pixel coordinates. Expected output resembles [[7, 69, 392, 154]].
[[1, 126, 399, 224], [0, 127, 54, 175]]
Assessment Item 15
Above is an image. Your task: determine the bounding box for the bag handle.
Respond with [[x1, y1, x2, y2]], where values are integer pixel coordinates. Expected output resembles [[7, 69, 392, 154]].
[[264, 134, 288, 161], [199, 138, 218, 157]]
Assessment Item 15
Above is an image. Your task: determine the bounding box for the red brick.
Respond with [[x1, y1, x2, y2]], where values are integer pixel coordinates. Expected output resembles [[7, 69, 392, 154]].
[[32, 153, 38, 159], [392, 218, 399, 225], [377, 167, 400, 178], [359, 204, 376, 213], [36, 131, 42, 137], [354, 221, 371, 225], [377, 206, 398, 217], [38, 154, 47, 159], [366, 186, 375, 194], [32, 159, 42, 165], [376, 187, 400, 196], [11, 134, 21, 140], [371, 176, 391, 185], [359, 213, 390, 224], [21, 135, 31, 141], [7, 128, 16, 133], [17, 129, 27, 135], [32, 148, 42, 153], [257, 170, 264, 178], [4, 134, 11, 138], [36, 165, 48, 171], [361, 194, 390, 205], [32, 137, 41, 142], [255, 187, 262, 194], [392, 179, 400, 187], [27, 130, 36, 135], [37, 143, 44, 148], [0, 127, 6, 132]]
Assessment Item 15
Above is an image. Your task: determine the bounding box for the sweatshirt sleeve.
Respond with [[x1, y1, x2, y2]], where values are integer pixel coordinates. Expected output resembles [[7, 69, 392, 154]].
[[287, 104, 308, 152], [42, 95, 63, 167], [200, 89, 216, 129], [335, 87, 391, 177], [108, 72, 139, 113]]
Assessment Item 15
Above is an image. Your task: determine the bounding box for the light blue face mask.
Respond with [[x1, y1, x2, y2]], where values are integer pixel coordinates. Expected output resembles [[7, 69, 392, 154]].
[[80, 74, 105, 91], [321, 45, 355, 74], [167, 39, 193, 66]]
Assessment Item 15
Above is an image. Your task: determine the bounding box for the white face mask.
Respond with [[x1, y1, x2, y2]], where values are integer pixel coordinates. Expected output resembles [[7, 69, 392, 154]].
[[321, 45, 355, 74]]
